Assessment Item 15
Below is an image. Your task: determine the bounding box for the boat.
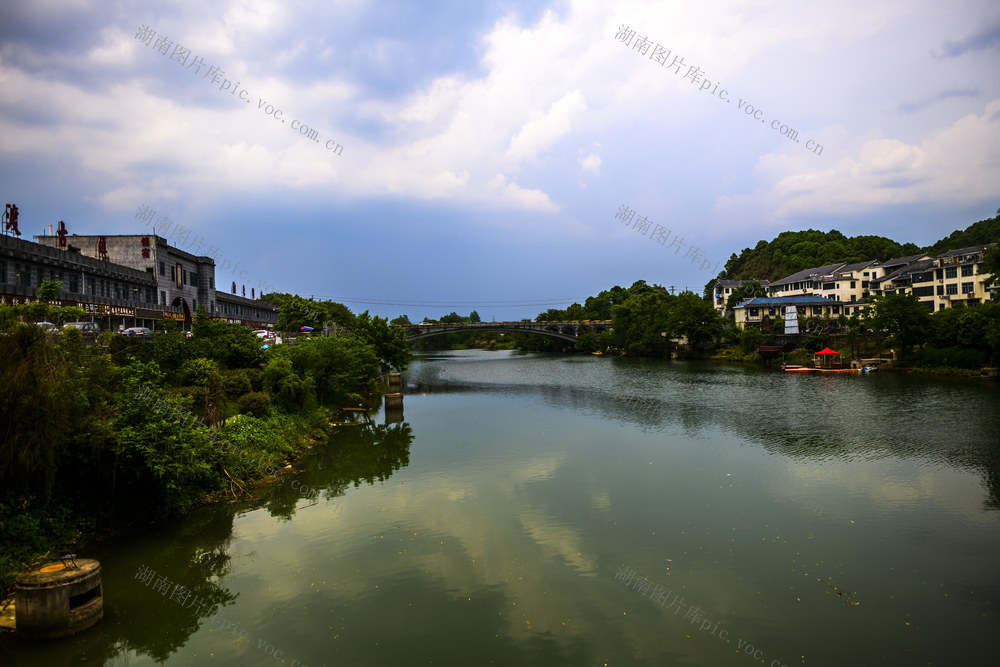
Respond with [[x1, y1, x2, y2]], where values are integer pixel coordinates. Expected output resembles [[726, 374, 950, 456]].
[[782, 364, 817, 374]]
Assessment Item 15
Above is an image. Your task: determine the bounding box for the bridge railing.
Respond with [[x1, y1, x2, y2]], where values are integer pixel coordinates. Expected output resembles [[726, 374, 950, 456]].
[[395, 320, 612, 328]]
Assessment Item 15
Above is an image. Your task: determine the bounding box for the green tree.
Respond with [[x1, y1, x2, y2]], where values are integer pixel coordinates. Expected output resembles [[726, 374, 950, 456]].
[[725, 280, 768, 311], [610, 282, 673, 356], [869, 292, 931, 349], [38, 280, 62, 302], [469, 310, 481, 323], [390, 314, 412, 325], [981, 244, 1000, 292], [353, 311, 411, 371], [668, 292, 724, 349]]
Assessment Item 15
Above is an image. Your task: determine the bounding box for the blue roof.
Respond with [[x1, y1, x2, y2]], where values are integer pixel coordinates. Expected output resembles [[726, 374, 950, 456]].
[[735, 296, 841, 308]]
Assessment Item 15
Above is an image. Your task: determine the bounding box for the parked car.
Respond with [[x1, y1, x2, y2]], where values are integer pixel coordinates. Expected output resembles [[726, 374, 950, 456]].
[[62, 321, 100, 334], [35, 321, 58, 333], [122, 326, 152, 337]]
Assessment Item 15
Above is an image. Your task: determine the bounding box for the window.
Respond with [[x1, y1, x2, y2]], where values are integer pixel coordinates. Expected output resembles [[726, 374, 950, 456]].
[[850, 295, 856, 302], [823, 282, 835, 290], [945, 267, 957, 279], [862, 272, 869, 277], [68, 274, 78, 293], [913, 286, 934, 297], [946, 283, 958, 295], [159, 261, 165, 276], [936, 285, 944, 295], [183, 269, 187, 285], [209, 277, 214, 289], [160, 291, 166, 305], [961, 282, 974, 294], [0, 259, 5, 284], [935, 269, 943, 279], [961, 265, 973, 277], [210, 300, 214, 313], [170, 265, 175, 281], [850, 281, 855, 288], [939, 303, 947, 311]]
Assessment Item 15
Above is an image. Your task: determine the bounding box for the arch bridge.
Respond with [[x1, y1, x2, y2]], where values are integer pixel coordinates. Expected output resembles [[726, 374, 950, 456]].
[[397, 320, 612, 343]]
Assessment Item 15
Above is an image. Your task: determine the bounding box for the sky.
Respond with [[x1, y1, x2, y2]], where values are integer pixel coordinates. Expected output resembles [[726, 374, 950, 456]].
[[1, 0, 998, 321]]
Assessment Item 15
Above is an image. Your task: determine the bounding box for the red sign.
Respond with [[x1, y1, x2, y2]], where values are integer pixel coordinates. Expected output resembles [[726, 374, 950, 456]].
[[2, 204, 19, 236], [57, 220, 67, 246], [97, 236, 107, 259]]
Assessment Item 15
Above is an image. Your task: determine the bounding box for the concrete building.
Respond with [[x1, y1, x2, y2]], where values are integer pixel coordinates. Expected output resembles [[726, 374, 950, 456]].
[[36, 232, 277, 327], [904, 245, 995, 311], [2, 225, 277, 330], [1, 233, 171, 330], [732, 295, 846, 330]]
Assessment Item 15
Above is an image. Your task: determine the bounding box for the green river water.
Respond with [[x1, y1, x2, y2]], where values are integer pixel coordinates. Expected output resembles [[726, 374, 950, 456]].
[[4, 350, 1000, 666]]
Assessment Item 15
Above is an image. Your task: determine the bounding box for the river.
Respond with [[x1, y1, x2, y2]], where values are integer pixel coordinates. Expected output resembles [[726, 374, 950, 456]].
[[5, 350, 1000, 666]]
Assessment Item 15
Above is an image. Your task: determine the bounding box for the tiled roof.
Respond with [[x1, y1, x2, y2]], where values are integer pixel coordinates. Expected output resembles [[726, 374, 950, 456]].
[[768, 263, 847, 287]]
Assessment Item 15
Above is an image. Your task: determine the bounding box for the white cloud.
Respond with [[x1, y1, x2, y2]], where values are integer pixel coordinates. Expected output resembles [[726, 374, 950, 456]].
[[506, 89, 588, 162], [580, 152, 601, 174], [714, 97, 1000, 224]]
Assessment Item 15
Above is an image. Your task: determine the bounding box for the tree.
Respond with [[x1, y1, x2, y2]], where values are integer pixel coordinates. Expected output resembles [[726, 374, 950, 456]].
[[610, 284, 674, 356], [38, 280, 62, 302], [725, 280, 768, 311], [668, 292, 724, 349], [868, 293, 931, 349], [390, 314, 412, 325], [982, 245, 1000, 292], [469, 310, 481, 323], [352, 311, 411, 371]]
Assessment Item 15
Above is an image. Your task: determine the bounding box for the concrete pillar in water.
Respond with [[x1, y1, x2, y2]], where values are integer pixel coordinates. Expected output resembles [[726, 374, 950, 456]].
[[14, 558, 103, 639], [384, 392, 403, 410], [387, 372, 402, 387]]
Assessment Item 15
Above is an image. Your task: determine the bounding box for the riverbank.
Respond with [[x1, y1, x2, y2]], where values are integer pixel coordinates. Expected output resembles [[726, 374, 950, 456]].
[[1, 306, 406, 601]]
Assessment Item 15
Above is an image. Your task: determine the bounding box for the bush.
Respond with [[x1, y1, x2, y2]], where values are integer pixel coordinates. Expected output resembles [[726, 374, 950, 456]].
[[899, 346, 987, 369], [238, 391, 271, 417], [223, 370, 252, 397]]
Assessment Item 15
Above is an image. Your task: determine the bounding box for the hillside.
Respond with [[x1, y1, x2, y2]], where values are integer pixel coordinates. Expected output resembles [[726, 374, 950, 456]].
[[711, 209, 1000, 291]]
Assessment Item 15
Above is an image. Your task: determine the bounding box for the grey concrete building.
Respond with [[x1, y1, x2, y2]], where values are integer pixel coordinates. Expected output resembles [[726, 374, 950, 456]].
[[35, 233, 277, 328]]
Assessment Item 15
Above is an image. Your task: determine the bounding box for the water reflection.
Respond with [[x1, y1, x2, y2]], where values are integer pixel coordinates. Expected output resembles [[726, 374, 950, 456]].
[[1, 421, 414, 665], [405, 352, 1000, 510]]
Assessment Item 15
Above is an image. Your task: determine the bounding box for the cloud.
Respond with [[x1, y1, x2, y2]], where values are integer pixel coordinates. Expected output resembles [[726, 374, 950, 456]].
[[506, 89, 587, 161], [899, 88, 980, 114], [487, 173, 558, 212], [938, 15, 1000, 57], [580, 152, 601, 174], [715, 98, 1000, 223]]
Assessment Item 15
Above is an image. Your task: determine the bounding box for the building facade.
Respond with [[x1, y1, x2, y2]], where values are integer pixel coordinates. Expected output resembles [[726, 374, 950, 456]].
[[2, 227, 277, 330], [732, 296, 846, 330]]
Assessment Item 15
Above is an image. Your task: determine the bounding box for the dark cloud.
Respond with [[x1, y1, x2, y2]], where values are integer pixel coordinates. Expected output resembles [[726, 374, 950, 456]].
[[899, 88, 980, 113], [938, 16, 1000, 57]]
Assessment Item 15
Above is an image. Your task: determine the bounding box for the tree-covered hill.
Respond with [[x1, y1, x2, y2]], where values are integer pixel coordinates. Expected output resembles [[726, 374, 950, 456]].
[[924, 210, 1000, 254], [708, 209, 1000, 293]]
